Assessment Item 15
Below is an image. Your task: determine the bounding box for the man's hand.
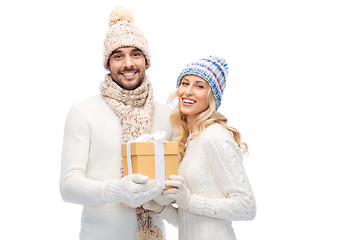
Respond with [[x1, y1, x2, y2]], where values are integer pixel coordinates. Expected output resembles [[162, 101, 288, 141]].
[[106, 174, 163, 208]]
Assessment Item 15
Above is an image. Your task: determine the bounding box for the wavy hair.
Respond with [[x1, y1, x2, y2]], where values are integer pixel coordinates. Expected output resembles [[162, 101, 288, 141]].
[[168, 88, 248, 160]]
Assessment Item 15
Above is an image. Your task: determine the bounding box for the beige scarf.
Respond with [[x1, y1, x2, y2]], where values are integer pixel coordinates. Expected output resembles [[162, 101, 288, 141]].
[[100, 74, 163, 240]]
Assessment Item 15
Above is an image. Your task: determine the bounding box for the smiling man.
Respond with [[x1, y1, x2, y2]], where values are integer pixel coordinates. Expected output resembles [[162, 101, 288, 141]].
[[108, 47, 147, 90], [60, 7, 173, 240]]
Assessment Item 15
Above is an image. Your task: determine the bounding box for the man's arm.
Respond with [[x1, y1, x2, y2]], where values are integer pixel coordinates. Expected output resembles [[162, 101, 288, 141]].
[[60, 105, 163, 207]]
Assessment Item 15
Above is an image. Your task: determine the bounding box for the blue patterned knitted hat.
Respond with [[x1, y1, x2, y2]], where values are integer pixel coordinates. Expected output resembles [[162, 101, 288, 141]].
[[176, 56, 228, 109]]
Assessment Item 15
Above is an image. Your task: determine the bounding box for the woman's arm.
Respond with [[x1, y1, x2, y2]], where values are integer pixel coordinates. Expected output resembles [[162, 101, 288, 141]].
[[188, 128, 256, 221]]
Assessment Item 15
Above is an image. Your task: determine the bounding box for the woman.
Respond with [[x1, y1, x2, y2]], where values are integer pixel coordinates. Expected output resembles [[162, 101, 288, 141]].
[[144, 56, 256, 239]]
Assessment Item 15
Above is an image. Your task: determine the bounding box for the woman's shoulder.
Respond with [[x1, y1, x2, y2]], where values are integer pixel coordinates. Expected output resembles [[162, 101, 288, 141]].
[[201, 123, 233, 141], [199, 123, 243, 158]]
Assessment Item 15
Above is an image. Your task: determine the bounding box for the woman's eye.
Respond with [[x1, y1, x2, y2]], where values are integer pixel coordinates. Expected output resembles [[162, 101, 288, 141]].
[[181, 82, 189, 86], [196, 85, 204, 88]]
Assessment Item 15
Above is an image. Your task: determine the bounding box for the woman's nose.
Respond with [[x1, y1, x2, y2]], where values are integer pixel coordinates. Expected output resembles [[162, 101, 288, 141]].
[[184, 85, 194, 96]]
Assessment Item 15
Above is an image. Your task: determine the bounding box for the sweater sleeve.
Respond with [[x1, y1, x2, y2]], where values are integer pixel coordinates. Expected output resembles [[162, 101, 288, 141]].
[[60, 106, 111, 206], [188, 126, 256, 221], [156, 204, 179, 228]]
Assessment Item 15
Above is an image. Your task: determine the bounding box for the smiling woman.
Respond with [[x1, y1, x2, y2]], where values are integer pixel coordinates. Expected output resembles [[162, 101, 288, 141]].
[[177, 75, 210, 129], [1, 0, 335, 239], [143, 56, 255, 239]]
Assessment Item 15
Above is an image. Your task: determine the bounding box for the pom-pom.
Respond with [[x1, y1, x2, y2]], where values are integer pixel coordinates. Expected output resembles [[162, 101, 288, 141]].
[[109, 6, 134, 26]]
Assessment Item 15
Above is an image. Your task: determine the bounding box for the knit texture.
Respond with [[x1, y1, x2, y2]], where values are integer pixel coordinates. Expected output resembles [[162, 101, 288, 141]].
[[103, 7, 151, 70], [60, 95, 173, 239], [100, 74, 162, 240], [158, 124, 256, 239], [176, 56, 228, 109], [100, 74, 153, 142]]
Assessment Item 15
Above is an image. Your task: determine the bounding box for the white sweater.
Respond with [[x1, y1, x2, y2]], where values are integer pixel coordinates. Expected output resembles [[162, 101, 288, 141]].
[[158, 123, 256, 240], [60, 95, 173, 240]]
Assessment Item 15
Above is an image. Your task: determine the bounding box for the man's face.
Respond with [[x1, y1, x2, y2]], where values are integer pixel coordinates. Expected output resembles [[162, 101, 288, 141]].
[[108, 47, 148, 90]]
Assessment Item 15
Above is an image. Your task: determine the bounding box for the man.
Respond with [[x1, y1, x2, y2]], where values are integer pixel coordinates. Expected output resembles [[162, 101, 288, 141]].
[[60, 7, 172, 240]]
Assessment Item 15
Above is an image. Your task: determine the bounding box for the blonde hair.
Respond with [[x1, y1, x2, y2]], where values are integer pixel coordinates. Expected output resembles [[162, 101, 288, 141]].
[[169, 88, 248, 160]]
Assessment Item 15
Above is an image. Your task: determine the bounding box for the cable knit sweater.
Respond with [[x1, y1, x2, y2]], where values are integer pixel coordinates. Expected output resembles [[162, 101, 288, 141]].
[[158, 123, 256, 240], [60, 95, 173, 240]]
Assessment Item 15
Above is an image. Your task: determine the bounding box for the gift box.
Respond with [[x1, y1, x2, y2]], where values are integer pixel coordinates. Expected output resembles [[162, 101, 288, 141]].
[[121, 141, 179, 189]]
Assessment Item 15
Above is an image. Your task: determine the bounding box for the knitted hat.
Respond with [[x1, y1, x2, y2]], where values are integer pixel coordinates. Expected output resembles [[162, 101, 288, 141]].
[[103, 7, 151, 70], [176, 56, 228, 109]]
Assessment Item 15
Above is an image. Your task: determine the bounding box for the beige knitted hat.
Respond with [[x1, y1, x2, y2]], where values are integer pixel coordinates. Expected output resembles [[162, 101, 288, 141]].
[[103, 7, 151, 70]]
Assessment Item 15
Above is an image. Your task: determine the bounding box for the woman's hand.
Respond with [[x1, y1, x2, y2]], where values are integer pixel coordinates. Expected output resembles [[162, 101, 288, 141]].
[[164, 175, 191, 210]]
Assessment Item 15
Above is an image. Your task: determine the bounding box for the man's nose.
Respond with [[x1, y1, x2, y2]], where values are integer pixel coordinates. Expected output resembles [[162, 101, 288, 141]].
[[123, 55, 134, 69]]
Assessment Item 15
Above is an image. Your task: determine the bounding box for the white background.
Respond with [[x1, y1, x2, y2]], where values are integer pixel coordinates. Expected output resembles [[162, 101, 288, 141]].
[[1, 0, 336, 239]]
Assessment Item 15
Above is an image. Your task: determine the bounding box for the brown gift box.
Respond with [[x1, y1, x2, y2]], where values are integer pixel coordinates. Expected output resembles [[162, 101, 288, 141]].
[[121, 141, 179, 189]]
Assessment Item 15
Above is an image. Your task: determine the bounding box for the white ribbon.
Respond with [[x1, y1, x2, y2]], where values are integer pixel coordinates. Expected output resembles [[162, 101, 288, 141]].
[[126, 143, 133, 174], [154, 141, 165, 185], [126, 131, 168, 185]]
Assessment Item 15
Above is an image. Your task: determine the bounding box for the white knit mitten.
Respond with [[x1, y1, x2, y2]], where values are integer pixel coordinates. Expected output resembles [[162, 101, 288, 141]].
[[105, 174, 163, 208], [153, 192, 174, 205], [164, 175, 191, 210]]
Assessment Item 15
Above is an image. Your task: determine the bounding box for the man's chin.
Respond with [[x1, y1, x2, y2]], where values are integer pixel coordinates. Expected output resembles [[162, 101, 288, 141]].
[[111, 73, 144, 90], [119, 80, 143, 90]]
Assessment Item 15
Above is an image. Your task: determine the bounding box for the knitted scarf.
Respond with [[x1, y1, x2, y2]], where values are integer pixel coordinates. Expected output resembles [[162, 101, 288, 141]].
[[100, 74, 163, 240]]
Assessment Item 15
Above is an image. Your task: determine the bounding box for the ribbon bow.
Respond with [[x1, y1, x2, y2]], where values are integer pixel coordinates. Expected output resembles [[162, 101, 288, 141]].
[[129, 131, 168, 143]]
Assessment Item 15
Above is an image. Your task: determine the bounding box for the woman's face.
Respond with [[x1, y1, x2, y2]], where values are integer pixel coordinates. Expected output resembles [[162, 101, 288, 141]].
[[177, 75, 210, 122]]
